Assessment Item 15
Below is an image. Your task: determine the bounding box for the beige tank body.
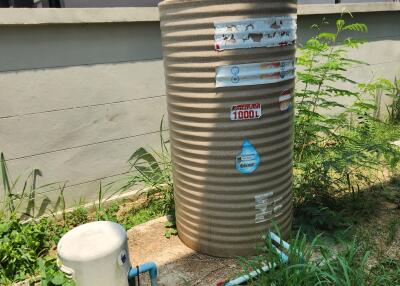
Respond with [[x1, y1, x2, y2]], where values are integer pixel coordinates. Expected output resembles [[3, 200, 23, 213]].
[[159, 0, 297, 257]]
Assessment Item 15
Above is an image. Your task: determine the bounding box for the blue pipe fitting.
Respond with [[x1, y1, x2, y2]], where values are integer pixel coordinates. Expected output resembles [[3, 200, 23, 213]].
[[128, 262, 158, 286], [224, 232, 291, 286]]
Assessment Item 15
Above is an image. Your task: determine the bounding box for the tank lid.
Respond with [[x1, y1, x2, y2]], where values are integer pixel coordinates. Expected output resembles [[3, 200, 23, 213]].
[[57, 221, 127, 262]]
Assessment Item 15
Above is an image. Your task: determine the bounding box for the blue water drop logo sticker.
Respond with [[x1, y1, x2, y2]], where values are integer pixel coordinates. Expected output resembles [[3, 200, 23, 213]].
[[236, 139, 260, 174]]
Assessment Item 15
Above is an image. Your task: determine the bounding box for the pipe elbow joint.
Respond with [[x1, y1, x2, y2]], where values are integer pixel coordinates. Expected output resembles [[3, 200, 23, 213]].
[[128, 262, 158, 286]]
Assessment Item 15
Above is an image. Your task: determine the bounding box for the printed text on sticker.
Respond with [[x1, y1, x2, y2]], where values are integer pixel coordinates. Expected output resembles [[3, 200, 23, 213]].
[[214, 16, 297, 51], [231, 103, 262, 121], [216, 59, 295, 88]]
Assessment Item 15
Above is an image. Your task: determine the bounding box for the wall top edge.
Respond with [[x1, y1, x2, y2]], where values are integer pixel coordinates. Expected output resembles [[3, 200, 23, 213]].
[[0, 7, 160, 26], [0, 3, 398, 26]]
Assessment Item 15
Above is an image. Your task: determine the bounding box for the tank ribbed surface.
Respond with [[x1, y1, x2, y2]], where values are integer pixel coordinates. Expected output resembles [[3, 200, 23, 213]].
[[159, 0, 296, 257]]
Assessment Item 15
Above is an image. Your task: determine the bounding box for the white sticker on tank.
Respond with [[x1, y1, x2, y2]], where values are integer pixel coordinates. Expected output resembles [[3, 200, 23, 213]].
[[214, 16, 297, 51], [231, 103, 262, 121], [255, 193, 284, 224], [216, 59, 295, 88], [255, 192, 273, 224]]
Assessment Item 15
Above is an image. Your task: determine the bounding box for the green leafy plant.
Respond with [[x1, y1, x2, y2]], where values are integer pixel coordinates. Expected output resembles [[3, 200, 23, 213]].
[[0, 153, 74, 285], [38, 258, 75, 286], [64, 206, 89, 227], [164, 220, 178, 238], [0, 215, 63, 284], [294, 16, 400, 231], [93, 203, 119, 223]]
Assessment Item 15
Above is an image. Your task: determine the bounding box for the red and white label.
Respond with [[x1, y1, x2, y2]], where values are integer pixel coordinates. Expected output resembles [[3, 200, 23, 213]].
[[279, 90, 292, 112], [230, 103, 262, 121]]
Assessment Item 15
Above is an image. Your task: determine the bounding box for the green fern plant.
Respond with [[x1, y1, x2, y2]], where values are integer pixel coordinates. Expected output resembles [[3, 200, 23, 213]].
[[294, 16, 400, 230]]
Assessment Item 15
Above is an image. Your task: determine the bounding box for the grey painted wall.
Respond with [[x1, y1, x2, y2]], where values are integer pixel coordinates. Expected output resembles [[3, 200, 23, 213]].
[[62, 0, 396, 7], [0, 10, 399, 208], [0, 22, 162, 72], [64, 0, 161, 7]]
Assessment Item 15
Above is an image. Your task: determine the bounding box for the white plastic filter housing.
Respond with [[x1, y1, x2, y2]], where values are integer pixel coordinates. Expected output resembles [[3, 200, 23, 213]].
[[57, 221, 131, 286]]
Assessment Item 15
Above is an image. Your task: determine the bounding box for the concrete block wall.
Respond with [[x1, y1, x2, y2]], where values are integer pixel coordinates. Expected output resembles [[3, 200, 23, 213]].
[[298, 10, 400, 116], [0, 5, 399, 208], [0, 12, 167, 206]]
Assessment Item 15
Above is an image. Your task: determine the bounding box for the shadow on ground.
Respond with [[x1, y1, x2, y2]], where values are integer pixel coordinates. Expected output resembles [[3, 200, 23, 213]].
[[127, 217, 243, 286]]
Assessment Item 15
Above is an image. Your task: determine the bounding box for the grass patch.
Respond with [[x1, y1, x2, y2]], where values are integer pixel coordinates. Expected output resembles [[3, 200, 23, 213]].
[[121, 200, 165, 229], [93, 197, 167, 230], [242, 231, 400, 286]]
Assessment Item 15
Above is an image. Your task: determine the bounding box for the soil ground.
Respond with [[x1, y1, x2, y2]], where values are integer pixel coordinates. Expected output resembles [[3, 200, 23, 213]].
[[127, 176, 400, 286], [127, 217, 243, 286]]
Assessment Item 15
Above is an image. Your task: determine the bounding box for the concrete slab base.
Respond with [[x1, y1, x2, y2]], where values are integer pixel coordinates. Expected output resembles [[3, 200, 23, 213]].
[[127, 217, 243, 286]]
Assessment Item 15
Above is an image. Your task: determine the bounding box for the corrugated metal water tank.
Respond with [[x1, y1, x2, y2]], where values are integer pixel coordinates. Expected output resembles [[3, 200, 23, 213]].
[[159, 0, 297, 257]]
